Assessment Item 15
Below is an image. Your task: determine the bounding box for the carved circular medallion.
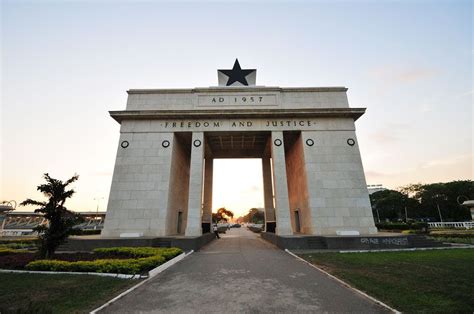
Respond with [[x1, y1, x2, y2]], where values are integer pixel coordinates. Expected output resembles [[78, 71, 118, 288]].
[[274, 139, 282, 147], [120, 140, 129, 148], [193, 139, 202, 147], [306, 139, 314, 147], [347, 138, 356, 146], [162, 140, 170, 148]]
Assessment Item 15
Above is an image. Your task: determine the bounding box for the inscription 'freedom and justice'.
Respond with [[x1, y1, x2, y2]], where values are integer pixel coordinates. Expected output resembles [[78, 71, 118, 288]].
[[161, 120, 314, 129]]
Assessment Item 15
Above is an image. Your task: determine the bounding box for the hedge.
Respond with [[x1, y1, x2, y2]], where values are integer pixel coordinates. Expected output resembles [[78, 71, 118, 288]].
[[429, 233, 474, 239], [375, 222, 428, 230], [93, 247, 182, 260], [427, 236, 474, 245], [70, 229, 102, 236], [25, 247, 183, 274], [0, 247, 21, 256]]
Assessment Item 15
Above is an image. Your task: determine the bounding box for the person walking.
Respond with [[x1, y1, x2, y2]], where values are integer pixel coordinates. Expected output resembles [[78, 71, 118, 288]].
[[213, 223, 220, 239]]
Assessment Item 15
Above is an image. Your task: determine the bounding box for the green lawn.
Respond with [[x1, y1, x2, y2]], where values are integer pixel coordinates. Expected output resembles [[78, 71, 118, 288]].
[[299, 249, 474, 313], [0, 273, 138, 313]]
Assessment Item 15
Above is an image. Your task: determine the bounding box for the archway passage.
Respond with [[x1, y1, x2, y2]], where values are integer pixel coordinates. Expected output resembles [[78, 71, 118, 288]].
[[200, 131, 270, 233], [199, 131, 310, 235], [212, 158, 264, 220]]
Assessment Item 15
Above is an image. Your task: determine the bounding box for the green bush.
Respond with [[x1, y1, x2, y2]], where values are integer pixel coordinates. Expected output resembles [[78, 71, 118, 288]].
[[26, 256, 166, 274], [70, 229, 102, 236], [25, 247, 183, 274], [93, 247, 182, 259], [0, 247, 21, 256], [429, 233, 474, 239], [376, 222, 428, 231], [427, 236, 474, 245], [0, 239, 37, 246]]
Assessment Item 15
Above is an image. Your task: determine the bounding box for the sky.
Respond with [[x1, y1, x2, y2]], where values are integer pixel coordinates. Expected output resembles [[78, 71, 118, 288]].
[[1, 0, 472, 218]]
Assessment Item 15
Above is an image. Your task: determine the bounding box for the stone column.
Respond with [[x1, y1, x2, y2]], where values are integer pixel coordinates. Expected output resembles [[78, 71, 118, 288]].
[[270, 131, 293, 235], [202, 158, 213, 224], [185, 132, 204, 236], [262, 157, 275, 231]]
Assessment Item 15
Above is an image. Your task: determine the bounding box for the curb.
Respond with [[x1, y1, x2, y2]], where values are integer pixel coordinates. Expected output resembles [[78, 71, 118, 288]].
[[148, 250, 187, 278], [340, 245, 474, 254], [0, 269, 143, 279], [89, 250, 193, 314], [284, 249, 400, 314]]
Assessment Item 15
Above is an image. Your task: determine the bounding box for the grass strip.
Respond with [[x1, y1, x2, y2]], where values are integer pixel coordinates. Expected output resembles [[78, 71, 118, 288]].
[[0, 272, 136, 313], [299, 249, 474, 313]]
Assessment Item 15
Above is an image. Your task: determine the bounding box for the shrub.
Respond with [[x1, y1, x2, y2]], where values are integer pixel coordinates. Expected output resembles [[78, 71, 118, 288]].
[[70, 229, 102, 236], [25, 256, 167, 274], [25, 247, 183, 274], [376, 222, 428, 231], [0, 239, 37, 250], [93, 247, 182, 259], [0, 247, 21, 256], [429, 233, 474, 239]]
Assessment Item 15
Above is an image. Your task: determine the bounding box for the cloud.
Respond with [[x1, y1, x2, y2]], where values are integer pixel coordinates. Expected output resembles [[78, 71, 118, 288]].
[[419, 154, 473, 169], [370, 65, 437, 83], [369, 131, 399, 144], [418, 103, 433, 113], [365, 170, 390, 179], [396, 68, 437, 82], [457, 90, 473, 98], [93, 171, 113, 177]]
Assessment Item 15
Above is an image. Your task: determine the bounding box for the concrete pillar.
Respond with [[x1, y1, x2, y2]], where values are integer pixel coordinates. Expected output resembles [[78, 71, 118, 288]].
[[185, 132, 204, 236], [270, 131, 293, 235], [202, 158, 213, 223], [262, 157, 275, 226]]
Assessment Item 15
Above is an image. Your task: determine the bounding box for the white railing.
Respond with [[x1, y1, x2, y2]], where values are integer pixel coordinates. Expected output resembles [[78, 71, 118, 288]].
[[428, 222, 474, 229], [1, 229, 38, 236]]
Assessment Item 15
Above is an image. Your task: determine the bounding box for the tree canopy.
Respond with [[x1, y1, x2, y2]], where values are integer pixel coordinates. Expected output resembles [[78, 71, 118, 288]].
[[212, 207, 234, 223], [370, 180, 473, 222], [240, 208, 265, 224]]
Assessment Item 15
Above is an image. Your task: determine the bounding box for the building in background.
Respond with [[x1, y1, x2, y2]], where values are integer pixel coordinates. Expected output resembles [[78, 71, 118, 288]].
[[367, 184, 387, 195]]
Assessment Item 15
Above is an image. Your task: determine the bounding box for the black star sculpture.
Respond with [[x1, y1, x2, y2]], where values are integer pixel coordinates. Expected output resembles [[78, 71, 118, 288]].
[[218, 59, 256, 86]]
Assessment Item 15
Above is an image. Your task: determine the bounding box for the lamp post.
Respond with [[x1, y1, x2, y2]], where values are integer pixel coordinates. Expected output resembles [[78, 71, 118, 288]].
[[372, 204, 380, 223], [93, 197, 104, 216], [434, 194, 446, 223], [93, 197, 104, 230], [436, 202, 443, 223]]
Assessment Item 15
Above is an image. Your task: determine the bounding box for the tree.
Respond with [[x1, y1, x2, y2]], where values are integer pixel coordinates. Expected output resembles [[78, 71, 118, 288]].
[[212, 207, 234, 223], [20, 173, 83, 258], [369, 190, 418, 222], [403, 181, 473, 221], [242, 208, 265, 224]]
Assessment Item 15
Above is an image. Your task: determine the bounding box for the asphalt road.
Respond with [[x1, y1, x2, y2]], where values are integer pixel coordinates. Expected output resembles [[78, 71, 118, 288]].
[[101, 227, 390, 313]]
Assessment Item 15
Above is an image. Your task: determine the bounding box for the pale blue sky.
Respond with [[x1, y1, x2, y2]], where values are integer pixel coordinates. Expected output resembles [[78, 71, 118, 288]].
[[1, 0, 472, 216]]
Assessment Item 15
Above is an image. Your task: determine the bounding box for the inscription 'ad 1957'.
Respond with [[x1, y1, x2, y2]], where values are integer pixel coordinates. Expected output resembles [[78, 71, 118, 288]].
[[197, 94, 277, 106]]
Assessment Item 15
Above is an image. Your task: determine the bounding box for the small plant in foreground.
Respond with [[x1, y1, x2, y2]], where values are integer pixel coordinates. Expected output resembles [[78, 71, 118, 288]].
[[20, 173, 83, 258]]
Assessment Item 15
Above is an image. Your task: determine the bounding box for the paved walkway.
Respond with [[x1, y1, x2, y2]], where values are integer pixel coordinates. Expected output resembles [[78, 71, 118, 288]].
[[101, 228, 389, 313]]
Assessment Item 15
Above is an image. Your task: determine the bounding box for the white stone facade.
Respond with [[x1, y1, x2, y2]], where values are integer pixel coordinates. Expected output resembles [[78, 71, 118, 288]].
[[102, 86, 377, 237]]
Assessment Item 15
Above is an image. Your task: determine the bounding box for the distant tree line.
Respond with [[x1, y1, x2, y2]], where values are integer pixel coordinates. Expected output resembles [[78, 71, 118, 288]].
[[370, 180, 473, 222], [240, 208, 265, 224]]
